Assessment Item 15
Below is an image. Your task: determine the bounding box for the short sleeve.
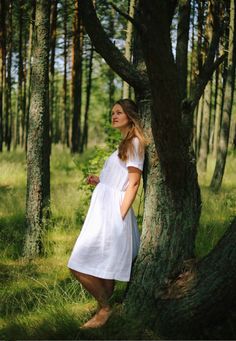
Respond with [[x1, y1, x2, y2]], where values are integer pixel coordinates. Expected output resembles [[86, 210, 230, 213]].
[[126, 137, 145, 171]]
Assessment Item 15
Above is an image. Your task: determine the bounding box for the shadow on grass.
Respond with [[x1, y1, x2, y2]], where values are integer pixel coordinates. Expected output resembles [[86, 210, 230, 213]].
[[0, 213, 26, 259], [0, 303, 159, 341]]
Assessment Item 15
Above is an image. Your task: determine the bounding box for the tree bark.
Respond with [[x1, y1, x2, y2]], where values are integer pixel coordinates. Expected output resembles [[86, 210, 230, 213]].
[[49, 0, 58, 148], [176, 0, 191, 100], [212, 60, 224, 157], [0, 0, 6, 152], [81, 44, 93, 152], [123, 0, 136, 98], [25, 1, 36, 152], [71, 0, 83, 153], [24, 0, 50, 258], [5, 0, 12, 151], [198, 80, 212, 171], [63, 0, 69, 148], [16, 0, 24, 149]]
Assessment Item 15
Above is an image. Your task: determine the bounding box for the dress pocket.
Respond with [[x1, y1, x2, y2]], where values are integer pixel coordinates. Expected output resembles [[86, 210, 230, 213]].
[[117, 197, 124, 224]]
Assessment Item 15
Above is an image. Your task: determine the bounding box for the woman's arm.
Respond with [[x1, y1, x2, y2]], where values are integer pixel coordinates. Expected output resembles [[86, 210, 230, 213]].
[[120, 167, 142, 219]]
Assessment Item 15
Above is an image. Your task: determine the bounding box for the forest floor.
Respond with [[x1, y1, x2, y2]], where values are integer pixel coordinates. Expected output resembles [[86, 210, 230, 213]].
[[0, 144, 236, 340]]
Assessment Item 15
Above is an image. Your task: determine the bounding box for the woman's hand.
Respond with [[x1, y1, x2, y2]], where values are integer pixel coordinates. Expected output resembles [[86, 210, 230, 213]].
[[87, 175, 100, 186]]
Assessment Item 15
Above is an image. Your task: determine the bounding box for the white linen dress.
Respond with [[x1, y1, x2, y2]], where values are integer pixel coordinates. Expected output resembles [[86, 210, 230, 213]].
[[67, 136, 145, 281]]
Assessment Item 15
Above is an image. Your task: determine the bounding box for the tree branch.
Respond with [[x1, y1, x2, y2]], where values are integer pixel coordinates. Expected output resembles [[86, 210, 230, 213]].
[[78, 0, 148, 92], [182, 53, 226, 113], [108, 1, 142, 32]]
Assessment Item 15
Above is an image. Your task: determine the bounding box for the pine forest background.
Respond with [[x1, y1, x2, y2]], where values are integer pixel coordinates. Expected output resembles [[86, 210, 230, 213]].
[[0, 0, 236, 340]]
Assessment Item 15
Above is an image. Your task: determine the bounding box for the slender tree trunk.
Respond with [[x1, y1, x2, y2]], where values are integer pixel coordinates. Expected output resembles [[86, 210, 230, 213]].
[[25, 1, 36, 152], [24, 0, 50, 258], [63, 0, 69, 147], [16, 0, 24, 148], [123, 0, 135, 98], [196, 94, 204, 158], [210, 0, 236, 191], [71, 0, 83, 153], [198, 80, 212, 171], [5, 0, 12, 151], [49, 0, 58, 149], [0, 0, 6, 152], [81, 44, 93, 152], [198, 1, 214, 171], [213, 62, 224, 156], [189, 0, 196, 96], [107, 6, 115, 115], [176, 0, 191, 101]]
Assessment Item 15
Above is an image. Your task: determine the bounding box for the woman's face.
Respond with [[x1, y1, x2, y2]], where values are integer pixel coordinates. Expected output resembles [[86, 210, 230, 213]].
[[111, 104, 130, 131]]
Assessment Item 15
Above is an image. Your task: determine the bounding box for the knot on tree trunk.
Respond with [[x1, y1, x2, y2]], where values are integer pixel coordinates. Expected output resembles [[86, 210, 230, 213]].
[[160, 258, 197, 299]]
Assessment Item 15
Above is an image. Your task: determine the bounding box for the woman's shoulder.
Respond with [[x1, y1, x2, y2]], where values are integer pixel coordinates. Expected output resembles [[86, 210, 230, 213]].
[[131, 136, 140, 147]]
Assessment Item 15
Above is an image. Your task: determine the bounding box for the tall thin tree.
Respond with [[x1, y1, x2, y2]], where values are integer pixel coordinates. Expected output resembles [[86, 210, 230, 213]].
[[210, 0, 236, 191], [24, 0, 50, 258]]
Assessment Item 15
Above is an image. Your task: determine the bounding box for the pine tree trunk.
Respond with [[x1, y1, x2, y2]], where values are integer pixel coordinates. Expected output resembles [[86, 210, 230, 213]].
[[81, 44, 93, 152], [123, 0, 135, 98], [210, 0, 236, 191], [63, 0, 69, 147], [5, 0, 12, 151], [0, 0, 6, 152], [196, 94, 204, 159], [25, 1, 36, 152], [24, 0, 50, 259], [198, 80, 212, 171], [197, 1, 214, 171], [71, 0, 83, 153], [176, 0, 190, 100], [49, 0, 58, 148], [125, 0, 201, 325], [16, 0, 24, 149], [213, 62, 224, 157]]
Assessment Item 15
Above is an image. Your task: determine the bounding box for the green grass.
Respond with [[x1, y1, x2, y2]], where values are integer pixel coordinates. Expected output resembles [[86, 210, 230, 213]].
[[0, 145, 235, 340], [196, 153, 236, 258]]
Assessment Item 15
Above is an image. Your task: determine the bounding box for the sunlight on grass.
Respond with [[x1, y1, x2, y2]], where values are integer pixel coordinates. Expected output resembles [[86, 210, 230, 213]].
[[196, 153, 236, 258]]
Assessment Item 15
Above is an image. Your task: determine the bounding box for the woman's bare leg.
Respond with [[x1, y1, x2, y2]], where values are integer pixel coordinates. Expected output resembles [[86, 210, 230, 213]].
[[70, 269, 109, 307], [102, 279, 115, 298], [69, 269, 113, 328]]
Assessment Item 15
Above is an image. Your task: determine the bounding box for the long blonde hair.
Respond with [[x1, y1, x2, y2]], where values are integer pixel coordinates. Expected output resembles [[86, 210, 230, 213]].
[[114, 99, 149, 162]]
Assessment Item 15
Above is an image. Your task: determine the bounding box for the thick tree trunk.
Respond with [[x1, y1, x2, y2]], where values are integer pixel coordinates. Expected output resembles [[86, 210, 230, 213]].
[[151, 216, 236, 338], [210, 0, 236, 191], [124, 0, 201, 321], [24, 0, 50, 258]]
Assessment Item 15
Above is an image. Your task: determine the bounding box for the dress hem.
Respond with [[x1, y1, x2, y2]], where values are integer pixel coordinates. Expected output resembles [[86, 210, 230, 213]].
[[67, 260, 130, 282]]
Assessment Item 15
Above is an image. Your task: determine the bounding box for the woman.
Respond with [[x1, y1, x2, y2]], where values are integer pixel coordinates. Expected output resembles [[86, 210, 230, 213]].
[[67, 98, 148, 329]]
